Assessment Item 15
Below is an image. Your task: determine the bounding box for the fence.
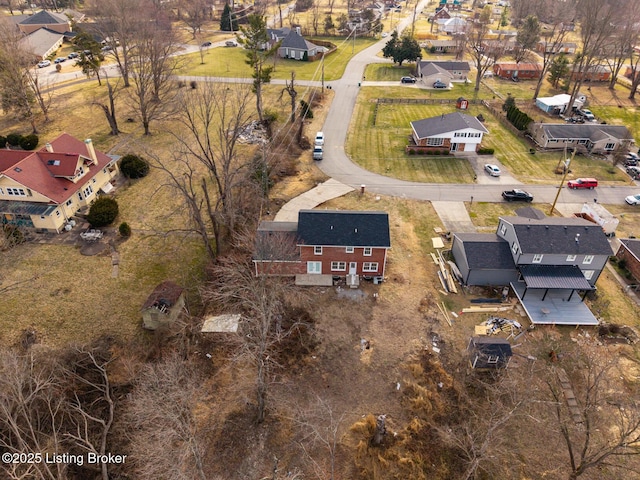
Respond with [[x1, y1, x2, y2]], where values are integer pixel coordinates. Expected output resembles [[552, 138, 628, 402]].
[[373, 98, 483, 125]]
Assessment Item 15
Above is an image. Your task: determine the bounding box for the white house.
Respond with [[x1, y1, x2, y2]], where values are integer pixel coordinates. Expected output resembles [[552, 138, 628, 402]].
[[409, 112, 488, 153], [439, 17, 467, 34]]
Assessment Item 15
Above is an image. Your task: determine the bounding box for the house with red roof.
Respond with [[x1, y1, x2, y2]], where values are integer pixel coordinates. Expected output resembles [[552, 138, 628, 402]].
[[0, 133, 119, 233]]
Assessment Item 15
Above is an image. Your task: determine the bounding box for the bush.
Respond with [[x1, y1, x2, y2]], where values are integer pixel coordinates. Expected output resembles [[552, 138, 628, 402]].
[[19, 134, 39, 150], [6, 133, 23, 146], [87, 197, 119, 227], [477, 148, 495, 155], [408, 149, 415, 155], [120, 154, 149, 179], [118, 222, 132, 237], [0, 136, 6, 148], [190, 80, 197, 89]]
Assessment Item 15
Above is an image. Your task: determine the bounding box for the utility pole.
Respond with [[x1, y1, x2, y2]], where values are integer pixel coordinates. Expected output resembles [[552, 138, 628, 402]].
[[321, 52, 325, 90], [549, 148, 576, 216], [411, 0, 419, 38]]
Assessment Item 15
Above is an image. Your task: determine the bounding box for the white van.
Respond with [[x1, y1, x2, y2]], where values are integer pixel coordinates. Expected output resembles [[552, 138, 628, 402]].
[[312, 146, 323, 160], [314, 131, 325, 146]]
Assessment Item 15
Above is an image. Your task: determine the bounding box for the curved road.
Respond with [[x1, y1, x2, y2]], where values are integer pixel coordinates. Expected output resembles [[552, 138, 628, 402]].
[[317, 2, 639, 206]]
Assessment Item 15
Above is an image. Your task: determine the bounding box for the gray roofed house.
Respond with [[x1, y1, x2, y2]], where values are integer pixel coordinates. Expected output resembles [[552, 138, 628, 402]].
[[410, 112, 488, 153], [418, 62, 454, 87], [19, 27, 65, 60], [451, 233, 518, 286], [277, 30, 324, 60], [297, 210, 390, 248], [529, 123, 634, 154], [417, 61, 470, 81], [18, 10, 71, 35]]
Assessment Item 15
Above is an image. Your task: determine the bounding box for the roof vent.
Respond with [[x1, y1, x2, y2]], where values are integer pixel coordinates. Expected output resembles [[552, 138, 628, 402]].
[[355, 228, 358, 233], [564, 226, 567, 230], [14, 167, 22, 172], [575, 233, 580, 244], [545, 225, 549, 229]]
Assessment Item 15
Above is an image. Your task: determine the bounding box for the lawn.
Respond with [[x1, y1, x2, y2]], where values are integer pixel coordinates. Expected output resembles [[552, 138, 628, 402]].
[[181, 37, 378, 81]]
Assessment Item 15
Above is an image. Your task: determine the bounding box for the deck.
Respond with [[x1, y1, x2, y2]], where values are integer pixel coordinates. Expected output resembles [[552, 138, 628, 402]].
[[510, 282, 599, 326]]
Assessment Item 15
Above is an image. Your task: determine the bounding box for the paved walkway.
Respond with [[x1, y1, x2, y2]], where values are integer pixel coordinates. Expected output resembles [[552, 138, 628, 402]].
[[274, 179, 354, 221]]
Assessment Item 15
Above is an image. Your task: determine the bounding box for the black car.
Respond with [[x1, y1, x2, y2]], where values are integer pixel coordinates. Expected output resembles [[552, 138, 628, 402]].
[[433, 80, 448, 89], [401, 76, 416, 84], [502, 189, 534, 202], [68, 52, 79, 59], [201, 41, 212, 47]]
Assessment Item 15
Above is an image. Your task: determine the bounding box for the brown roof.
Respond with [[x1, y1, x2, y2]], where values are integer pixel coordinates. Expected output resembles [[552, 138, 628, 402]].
[[495, 62, 541, 71], [0, 133, 114, 204], [142, 281, 184, 310]]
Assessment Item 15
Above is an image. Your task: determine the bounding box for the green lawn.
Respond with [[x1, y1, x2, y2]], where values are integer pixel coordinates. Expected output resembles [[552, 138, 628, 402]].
[[346, 87, 630, 185], [181, 37, 378, 81]]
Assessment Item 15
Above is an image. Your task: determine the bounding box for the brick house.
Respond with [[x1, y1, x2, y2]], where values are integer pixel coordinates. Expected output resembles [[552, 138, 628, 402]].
[[493, 62, 542, 80], [253, 210, 391, 285], [408, 112, 488, 153], [616, 239, 640, 283]]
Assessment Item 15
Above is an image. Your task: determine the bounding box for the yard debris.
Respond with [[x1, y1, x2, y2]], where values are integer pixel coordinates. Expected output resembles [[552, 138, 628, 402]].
[[237, 121, 268, 145], [462, 305, 512, 313], [436, 303, 452, 327], [435, 250, 458, 294], [360, 338, 371, 351], [477, 316, 523, 338]]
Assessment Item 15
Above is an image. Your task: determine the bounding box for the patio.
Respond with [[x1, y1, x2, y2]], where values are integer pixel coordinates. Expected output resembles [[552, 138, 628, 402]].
[[510, 281, 599, 326]]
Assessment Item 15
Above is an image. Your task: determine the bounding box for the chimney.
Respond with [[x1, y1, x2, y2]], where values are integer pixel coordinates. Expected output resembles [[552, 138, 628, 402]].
[[45, 143, 53, 153], [296, 26, 301, 35], [84, 139, 97, 164]]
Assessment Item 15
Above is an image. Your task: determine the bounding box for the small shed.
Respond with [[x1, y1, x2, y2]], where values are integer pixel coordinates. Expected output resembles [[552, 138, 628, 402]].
[[468, 337, 513, 370], [141, 281, 185, 330]]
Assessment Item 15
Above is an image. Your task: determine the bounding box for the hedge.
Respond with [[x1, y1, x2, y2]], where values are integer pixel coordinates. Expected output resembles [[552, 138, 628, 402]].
[[87, 197, 119, 227]]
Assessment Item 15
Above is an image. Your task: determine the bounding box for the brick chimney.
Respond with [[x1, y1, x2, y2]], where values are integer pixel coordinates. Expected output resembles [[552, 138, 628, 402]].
[[84, 138, 97, 165]]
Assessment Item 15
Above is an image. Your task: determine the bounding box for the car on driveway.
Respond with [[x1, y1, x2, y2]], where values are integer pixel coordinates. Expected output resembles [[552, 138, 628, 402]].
[[433, 80, 448, 89], [54, 57, 66, 64], [502, 189, 533, 202], [381, 32, 388, 37], [484, 164, 501, 177], [401, 76, 416, 84], [627, 166, 640, 179], [624, 153, 639, 166], [68, 52, 79, 59], [577, 108, 595, 121], [225, 40, 238, 47], [625, 194, 640, 205], [567, 177, 598, 189], [37, 60, 51, 68]]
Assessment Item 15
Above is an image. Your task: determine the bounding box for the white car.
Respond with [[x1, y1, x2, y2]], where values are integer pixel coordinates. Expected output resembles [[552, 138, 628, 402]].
[[625, 194, 640, 205], [314, 131, 324, 146], [484, 164, 501, 177], [579, 108, 595, 121], [37, 60, 51, 68], [381, 32, 389, 38]]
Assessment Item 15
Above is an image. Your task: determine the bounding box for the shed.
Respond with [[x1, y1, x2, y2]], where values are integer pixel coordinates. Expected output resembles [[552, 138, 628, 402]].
[[535, 94, 584, 115], [468, 337, 512, 369], [141, 281, 185, 330]]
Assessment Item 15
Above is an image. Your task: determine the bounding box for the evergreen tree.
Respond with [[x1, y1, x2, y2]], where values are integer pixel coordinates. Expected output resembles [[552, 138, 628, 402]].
[[220, 3, 238, 32], [548, 54, 569, 88]]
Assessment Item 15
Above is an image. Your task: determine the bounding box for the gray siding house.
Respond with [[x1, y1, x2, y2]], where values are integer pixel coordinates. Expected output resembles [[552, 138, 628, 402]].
[[529, 123, 634, 154], [277, 30, 323, 60], [417, 61, 470, 82], [451, 233, 519, 286]]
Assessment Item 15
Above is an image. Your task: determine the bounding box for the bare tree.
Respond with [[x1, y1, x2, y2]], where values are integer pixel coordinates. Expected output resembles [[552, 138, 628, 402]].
[[126, 355, 207, 480], [603, 1, 640, 90], [63, 346, 116, 480], [280, 71, 298, 124], [181, 0, 208, 39], [629, 48, 640, 100], [310, 1, 321, 37], [532, 20, 573, 99], [465, 8, 506, 91], [513, 15, 540, 64], [543, 353, 640, 479], [0, 349, 68, 480], [93, 76, 121, 135]]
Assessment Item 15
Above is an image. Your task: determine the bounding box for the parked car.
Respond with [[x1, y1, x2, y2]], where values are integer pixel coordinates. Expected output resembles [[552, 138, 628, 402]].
[[225, 40, 238, 47], [201, 41, 212, 47], [37, 60, 51, 68], [624, 153, 639, 166], [627, 166, 640, 179], [567, 178, 598, 189], [502, 189, 534, 202], [484, 164, 501, 177], [54, 57, 66, 64], [312, 146, 323, 161], [577, 108, 595, 121], [381, 32, 389, 37], [68, 52, 79, 59], [101, 45, 113, 52], [314, 131, 324, 146], [625, 194, 640, 205], [433, 80, 448, 89], [401, 76, 416, 84]]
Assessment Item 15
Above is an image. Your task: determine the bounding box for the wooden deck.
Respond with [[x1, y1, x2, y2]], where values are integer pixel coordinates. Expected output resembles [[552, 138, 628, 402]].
[[510, 282, 599, 326]]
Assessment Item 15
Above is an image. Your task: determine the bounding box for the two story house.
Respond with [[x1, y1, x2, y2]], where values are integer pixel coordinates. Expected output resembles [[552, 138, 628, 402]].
[[409, 112, 488, 153], [0, 133, 119, 233], [253, 210, 391, 286]]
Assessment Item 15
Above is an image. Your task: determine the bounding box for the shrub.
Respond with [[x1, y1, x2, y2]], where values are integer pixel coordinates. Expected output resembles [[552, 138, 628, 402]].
[[120, 154, 149, 179], [19, 134, 39, 150], [119, 222, 132, 237], [6, 133, 23, 146], [87, 197, 119, 227], [408, 149, 415, 155], [0, 136, 6, 148], [190, 80, 197, 89], [477, 148, 495, 155]]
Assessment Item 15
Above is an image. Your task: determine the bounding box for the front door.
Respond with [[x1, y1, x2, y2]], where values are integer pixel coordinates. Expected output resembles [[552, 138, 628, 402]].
[[450, 143, 458, 152], [349, 262, 357, 275]]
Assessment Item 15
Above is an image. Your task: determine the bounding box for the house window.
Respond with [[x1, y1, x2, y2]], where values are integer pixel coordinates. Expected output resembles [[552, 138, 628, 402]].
[[314, 246, 322, 255], [363, 247, 372, 256], [78, 192, 83, 201], [92, 178, 96, 183], [331, 261, 346, 271], [426, 138, 444, 146], [533, 254, 544, 263], [363, 262, 379, 272], [307, 261, 322, 274], [56, 210, 60, 217], [487, 355, 499, 364], [566, 255, 577, 262], [604, 143, 615, 151], [346, 247, 354, 253], [66, 199, 73, 206], [83, 185, 93, 198], [76, 166, 85, 178], [578, 139, 587, 145], [583, 270, 594, 280], [583, 255, 594, 265], [40, 216, 45, 220], [103, 168, 107, 174], [0, 188, 3, 195], [7, 187, 26, 196], [500, 223, 506, 235], [511, 243, 519, 255]]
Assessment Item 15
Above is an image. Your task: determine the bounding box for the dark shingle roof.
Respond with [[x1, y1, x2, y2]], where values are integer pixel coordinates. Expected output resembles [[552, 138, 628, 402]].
[[20, 10, 68, 25], [620, 239, 640, 262], [454, 233, 515, 269], [502, 216, 613, 255], [142, 281, 184, 310], [541, 123, 632, 142], [519, 265, 594, 290], [411, 112, 488, 139], [297, 210, 390, 248], [281, 31, 311, 49], [418, 60, 470, 72], [420, 63, 452, 77]]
